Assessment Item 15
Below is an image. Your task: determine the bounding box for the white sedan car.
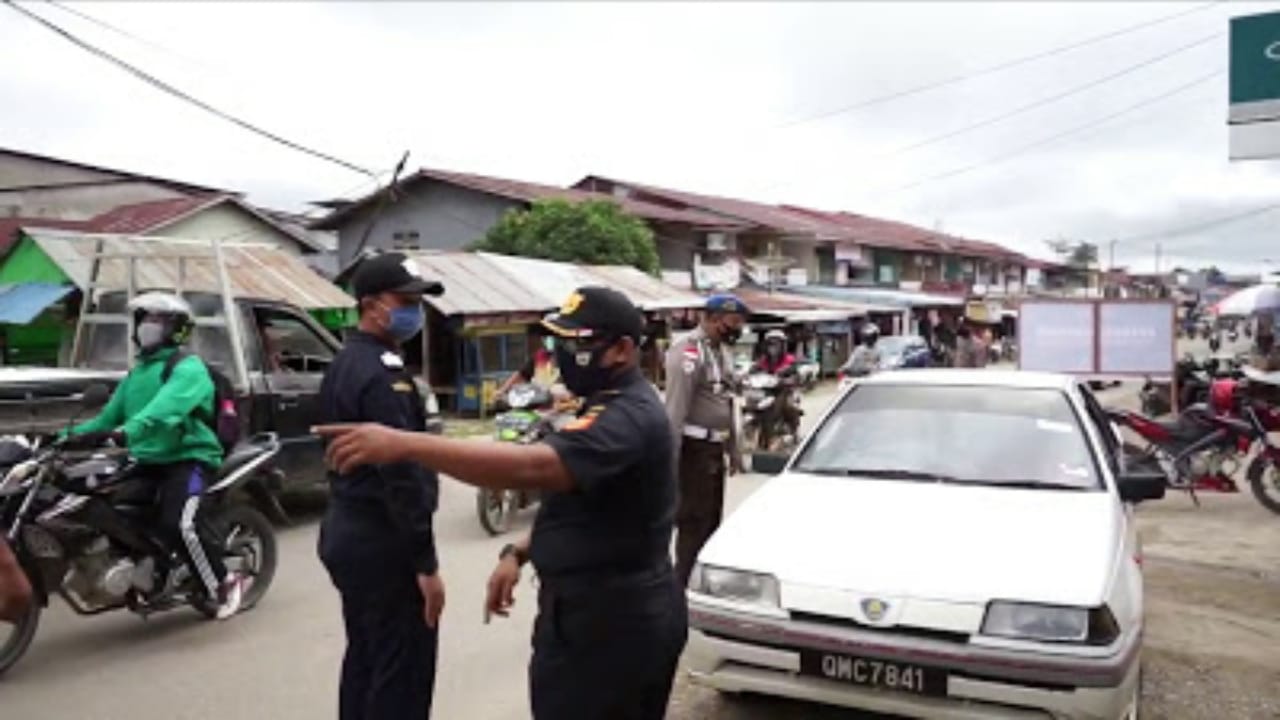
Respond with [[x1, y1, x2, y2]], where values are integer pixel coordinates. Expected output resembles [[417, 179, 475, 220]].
[[687, 370, 1164, 720]]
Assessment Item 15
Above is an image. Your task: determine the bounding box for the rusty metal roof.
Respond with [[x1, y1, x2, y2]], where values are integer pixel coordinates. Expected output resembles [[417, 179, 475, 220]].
[[311, 167, 747, 232], [402, 251, 703, 317], [24, 229, 352, 309]]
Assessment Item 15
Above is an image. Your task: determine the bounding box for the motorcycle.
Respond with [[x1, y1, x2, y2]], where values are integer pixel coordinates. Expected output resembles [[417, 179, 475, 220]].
[[1111, 381, 1280, 510], [476, 384, 567, 536], [0, 386, 280, 676], [741, 370, 802, 453], [1139, 354, 1243, 417]]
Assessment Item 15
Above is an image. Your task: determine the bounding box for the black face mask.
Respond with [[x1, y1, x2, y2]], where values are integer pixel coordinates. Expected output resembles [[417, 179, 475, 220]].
[[555, 342, 615, 398]]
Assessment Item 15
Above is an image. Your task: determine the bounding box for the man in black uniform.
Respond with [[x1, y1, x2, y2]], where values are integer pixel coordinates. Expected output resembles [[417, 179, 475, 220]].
[[315, 286, 686, 720], [317, 252, 446, 720]]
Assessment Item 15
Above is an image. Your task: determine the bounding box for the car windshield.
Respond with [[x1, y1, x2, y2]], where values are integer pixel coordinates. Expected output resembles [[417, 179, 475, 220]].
[[793, 384, 1101, 490]]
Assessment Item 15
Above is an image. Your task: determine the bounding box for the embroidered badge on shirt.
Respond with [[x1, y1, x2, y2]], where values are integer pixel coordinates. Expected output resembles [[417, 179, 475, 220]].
[[381, 352, 404, 369], [564, 405, 605, 432], [391, 381, 414, 393]]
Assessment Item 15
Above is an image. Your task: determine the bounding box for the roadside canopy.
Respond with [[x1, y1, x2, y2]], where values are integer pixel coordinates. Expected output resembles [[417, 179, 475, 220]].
[[782, 285, 964, 309], [0, 282, 73, 323]]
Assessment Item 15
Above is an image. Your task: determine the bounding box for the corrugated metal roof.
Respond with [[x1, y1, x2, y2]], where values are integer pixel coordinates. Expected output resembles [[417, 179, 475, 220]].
[[480, 253, 704, 312], [733, 286, 896, 317], [403, 251, 703, 317], [24, 229, 352, 310], [311, 167, 747, 231], [86, 196, 218, 234], [783, 285, 963, 309], [0, 282, 73, 323]]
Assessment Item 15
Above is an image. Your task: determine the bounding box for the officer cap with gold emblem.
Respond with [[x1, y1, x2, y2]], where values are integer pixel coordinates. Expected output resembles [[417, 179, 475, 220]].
[[542, 286, 644, 341]]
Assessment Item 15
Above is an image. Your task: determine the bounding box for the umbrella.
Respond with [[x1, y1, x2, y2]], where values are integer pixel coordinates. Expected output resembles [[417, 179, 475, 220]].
[[1213, 284, 1280, 317]]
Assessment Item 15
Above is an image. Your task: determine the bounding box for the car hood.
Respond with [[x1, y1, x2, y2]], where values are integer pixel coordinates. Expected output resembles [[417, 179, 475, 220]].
[[700, 472, 1121, 608]]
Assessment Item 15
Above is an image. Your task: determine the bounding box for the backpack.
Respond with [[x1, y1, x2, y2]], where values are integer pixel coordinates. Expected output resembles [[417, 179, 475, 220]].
[[161, 350, 242, 456]]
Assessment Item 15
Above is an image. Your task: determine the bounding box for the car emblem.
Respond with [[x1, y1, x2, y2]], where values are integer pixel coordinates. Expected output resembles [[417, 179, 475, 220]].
[[861, 598, 889, 623]]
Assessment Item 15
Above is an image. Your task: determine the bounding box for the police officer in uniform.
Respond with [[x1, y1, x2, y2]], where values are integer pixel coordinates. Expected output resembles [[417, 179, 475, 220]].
[[665, 293, 749, 588], [317, 252, 446, 720], [315, 286, 687, 720]]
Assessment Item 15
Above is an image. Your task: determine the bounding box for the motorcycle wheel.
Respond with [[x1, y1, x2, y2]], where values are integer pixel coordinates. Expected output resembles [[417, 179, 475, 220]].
[[0, 596, 40, 677], [1246, 456, 1280, 515], [193, 505, 278, 618], [477, 488, 515, 536]]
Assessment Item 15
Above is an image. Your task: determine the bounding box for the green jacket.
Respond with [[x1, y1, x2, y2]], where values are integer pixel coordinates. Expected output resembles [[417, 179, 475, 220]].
[[72, 348, 223, 469]]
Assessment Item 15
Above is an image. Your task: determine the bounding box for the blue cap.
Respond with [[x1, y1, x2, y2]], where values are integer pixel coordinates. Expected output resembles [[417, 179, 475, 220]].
[[706, 293, 749, 315]]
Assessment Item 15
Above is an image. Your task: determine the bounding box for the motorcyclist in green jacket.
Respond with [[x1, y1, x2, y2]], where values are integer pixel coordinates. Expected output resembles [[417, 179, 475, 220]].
[[66, 292, 244, 620]]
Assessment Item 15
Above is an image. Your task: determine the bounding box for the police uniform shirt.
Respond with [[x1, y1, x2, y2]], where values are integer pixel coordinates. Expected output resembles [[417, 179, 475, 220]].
[[663, 326, 734, 445], [531, 369, 675, 579], [319, 330, 440, 575]]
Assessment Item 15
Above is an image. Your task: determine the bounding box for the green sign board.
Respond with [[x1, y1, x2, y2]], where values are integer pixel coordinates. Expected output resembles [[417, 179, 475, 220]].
[[1230, 11, 1280, 108]]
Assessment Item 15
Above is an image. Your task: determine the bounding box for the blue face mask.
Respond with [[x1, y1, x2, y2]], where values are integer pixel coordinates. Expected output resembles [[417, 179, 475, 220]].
[[381, 302, 424, 343]]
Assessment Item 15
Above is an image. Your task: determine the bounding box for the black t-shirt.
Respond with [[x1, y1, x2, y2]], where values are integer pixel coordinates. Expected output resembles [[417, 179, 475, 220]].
[[531, 369, 676, 580]]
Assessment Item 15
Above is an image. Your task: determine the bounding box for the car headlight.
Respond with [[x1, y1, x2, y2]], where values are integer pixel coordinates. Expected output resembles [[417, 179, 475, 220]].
[[981, 602, 1120, 645], [688, 564, 780, 608]]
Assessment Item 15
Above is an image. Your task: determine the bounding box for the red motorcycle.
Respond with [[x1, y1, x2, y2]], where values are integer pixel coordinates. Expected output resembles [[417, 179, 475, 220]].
[[1108, 378, 1280, 513]]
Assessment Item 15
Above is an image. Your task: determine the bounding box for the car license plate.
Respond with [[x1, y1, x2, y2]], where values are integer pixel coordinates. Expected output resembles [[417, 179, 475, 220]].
[[800, 651, 947, 697]]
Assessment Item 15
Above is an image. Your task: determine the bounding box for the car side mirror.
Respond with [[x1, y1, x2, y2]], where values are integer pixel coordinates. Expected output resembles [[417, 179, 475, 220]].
[[750, 451, 790, 476], [1117, 471, 1166, 504], [81, 383, 111, 410]]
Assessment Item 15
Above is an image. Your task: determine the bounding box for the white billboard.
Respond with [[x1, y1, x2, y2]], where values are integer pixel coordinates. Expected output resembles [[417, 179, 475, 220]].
[[1019, 299, 1175, 376]]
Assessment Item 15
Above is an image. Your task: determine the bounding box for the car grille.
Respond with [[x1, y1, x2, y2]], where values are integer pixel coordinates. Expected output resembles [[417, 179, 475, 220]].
[[789, 610, 971, 645]]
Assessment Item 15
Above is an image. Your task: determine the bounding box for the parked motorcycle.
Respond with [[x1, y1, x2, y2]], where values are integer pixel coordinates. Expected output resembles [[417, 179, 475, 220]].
[[1111, 381, 1280, 511], [741, 370, 803, 453], [0, 387, 279, 676], [476, 384, 566, 536], [1139, 354, 1243, 417]]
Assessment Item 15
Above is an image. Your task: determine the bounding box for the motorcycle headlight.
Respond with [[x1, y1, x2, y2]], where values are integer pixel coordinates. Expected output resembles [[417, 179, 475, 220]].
[[981, 602, 1119, 645], [0, 460, 37, 494], [688, 564, 781, 608]]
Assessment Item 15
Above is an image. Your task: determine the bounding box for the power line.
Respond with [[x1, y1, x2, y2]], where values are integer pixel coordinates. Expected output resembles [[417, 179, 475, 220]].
[[4, 0, 376, 177], [774, 0, 1223, 129], [41, 0, 214, 72], [1113, 200, 1280, 246], [864, 68, 1224, 197], [878, 32, 1222, 159]]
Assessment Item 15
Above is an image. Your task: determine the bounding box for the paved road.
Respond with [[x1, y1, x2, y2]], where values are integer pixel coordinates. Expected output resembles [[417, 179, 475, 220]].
[[5, 337, 1254, 719], [0, 384, 840, 720]]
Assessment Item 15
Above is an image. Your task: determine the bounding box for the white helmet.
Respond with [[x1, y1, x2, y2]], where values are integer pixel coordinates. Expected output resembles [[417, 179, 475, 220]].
[[127, 291, 194, 316], [127, 292, 194, 349], [765, 329, 787, 343]]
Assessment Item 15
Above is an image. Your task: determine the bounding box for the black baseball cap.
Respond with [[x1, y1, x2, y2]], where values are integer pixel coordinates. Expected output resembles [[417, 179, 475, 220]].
[[351, 252, 444, 299], [542, 286, 644, 341]]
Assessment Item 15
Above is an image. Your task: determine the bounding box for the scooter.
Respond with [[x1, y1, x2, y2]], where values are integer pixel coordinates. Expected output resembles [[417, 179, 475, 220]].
[[476, 384, 568, 536]]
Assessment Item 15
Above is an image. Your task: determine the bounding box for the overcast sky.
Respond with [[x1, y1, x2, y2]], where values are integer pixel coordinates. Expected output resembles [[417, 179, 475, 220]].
[[4, 1, 1280, 272]]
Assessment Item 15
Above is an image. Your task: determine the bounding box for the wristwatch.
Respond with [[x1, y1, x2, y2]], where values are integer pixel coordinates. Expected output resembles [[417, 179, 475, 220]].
[[499, 543, 528, 566]]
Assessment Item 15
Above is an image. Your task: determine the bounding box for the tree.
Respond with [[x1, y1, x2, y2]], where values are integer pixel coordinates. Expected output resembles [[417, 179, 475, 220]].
[[473, 199, 660, 274], [1045, 239, 1099, 269]]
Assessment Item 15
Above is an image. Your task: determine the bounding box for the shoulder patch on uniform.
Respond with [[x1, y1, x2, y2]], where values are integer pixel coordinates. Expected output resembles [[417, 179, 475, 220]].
[[563, 405, 605, 432], [380, 352, 404, 369]]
